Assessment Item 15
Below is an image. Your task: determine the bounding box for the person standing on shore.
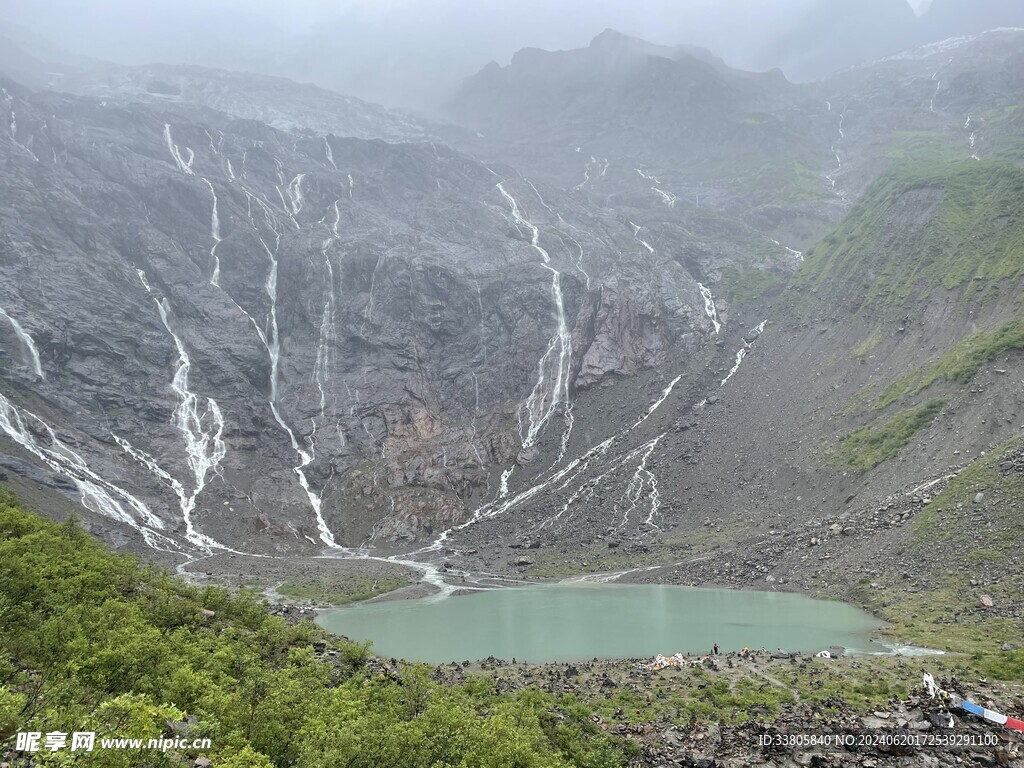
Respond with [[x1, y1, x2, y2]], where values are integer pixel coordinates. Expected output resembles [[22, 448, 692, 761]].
[[713, 643, 719, 655]]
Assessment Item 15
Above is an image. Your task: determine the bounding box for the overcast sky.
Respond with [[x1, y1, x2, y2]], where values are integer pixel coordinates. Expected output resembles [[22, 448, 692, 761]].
[[0, 0, 1004, 112]]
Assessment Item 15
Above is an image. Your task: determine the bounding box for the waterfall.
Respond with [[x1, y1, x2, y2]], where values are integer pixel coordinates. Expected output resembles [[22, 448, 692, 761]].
[[0, 391, 178, 552], [496, 182, 573, 450], [285, 172, 306, 216], [163, 124, 194, 175], [200, 178, 223, 285], [0, 306, 44, 378], [697, 283, 722, 334], [137, 270, 230, 551]]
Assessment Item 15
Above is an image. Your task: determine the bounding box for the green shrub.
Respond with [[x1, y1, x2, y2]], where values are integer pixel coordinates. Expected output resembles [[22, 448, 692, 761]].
[[0, 492, 629, 767]]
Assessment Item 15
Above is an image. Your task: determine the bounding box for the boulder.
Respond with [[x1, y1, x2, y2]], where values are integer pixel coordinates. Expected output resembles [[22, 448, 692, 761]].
[[928, 711, 956, 729]]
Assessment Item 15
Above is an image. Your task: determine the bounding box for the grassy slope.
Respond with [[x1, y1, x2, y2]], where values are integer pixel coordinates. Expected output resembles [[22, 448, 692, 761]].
[[874, 320, 1024, 409], [785, 157, 1024, 471], [833, 399, 947, 471], [850, 437, 1024, 677], [0, 492, 631, 768], [792, 158, 1024, 305], [768, 154, 1024, 673]]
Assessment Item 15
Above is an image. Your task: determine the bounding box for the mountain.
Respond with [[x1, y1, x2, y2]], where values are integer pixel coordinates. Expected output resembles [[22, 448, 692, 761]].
[[2, 71, 776, 559], [447, 29, 831, 251], [920, 0, 1024, 41], [764, 0, 920, 79], [756, 0, 1024, 81], [0, 35, 453, 145], [449, 29, 802, 173], [0, 25, 1023, 642]]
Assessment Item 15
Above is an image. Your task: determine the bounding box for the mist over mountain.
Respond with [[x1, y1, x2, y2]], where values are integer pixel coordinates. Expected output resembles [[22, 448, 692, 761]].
[[4, 0, 1024, 113], [2, 5, 1024, 766], [757, 0, 1024, 79]]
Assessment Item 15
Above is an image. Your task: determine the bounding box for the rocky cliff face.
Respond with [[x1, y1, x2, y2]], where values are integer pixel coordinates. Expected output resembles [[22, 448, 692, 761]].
[[432, 29, 1024, 596], [1, 28, 1023, 598], [0, 72, 747, 558]]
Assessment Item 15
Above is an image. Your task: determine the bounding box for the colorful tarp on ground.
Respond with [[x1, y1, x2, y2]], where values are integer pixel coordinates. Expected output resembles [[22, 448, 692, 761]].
[[924, 673, 1024, 732], [638, 653, 691, 672]]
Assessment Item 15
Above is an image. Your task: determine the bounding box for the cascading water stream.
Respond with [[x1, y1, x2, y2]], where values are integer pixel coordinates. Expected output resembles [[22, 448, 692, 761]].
[[652, 188, 677, 207], [496, 182, 573, 452], [824, 104, 844, 193], [285, 173, 306, 216], [629, 221, 655, 254], [720, 320, 767, 387], [631, 375, 683, 430], [526, 179, 591, 292], [3, 88, 39, 162], [137, 270, 231, 552], [0, 306, 44, 378], [769, 238, 804, 261], [0, 391, 176, 551], [965, 115, 981, 161], [361, 254, 384, 335], [697, 283, 722, 335], [242, 192, 341, 547], [324, 137, 337, 169], [617, 436, 662, 532], [163, 124, 194, 175], [312, 200, 344, 452], [200, 178, 223, 285]]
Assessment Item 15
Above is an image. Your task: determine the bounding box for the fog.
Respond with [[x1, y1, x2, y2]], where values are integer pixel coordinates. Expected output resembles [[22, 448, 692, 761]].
[[2, 0, 1022, 113]]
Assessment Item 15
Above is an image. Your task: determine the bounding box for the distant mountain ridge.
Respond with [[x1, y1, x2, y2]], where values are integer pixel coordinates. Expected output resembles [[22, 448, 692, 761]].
[[448, 29, 800, 171], [0, 34, 454, 145], [764, 0, 1024, 80]]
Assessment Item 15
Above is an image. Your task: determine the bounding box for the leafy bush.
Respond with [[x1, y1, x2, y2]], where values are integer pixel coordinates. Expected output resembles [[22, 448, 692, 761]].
[[0, 493, 629, 766]]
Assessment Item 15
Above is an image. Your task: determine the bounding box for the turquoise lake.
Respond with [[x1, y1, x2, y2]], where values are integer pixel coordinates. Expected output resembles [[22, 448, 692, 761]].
[[316, 582, 883, 663]]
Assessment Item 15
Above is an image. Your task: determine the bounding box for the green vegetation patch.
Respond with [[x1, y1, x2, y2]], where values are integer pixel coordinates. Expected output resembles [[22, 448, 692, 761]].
[[874, 320, 1024, 409], [790, 159, 1024, 307], [591, 668, 797, 725], [912, 437, 1024, 558], [852, 330, 884, 361], [849, 574, 1024, 659], [0, 492, 631, 767], [721, 266, 778, 308], [833, 399, 946, 471]]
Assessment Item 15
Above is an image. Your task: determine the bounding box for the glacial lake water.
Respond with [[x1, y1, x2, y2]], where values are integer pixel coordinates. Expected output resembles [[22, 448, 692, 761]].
[[316, 582, 883, 663]]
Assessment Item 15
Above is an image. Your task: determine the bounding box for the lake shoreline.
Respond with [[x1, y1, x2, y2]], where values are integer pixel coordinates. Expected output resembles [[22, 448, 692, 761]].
[[315, 580, 884, 665]]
